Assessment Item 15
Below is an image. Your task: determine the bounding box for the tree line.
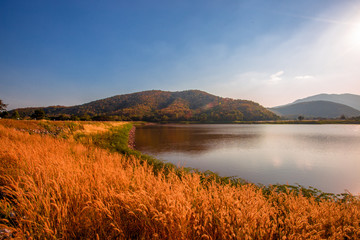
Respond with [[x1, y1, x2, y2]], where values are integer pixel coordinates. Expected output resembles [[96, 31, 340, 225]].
[[2, 98, 360, 122]]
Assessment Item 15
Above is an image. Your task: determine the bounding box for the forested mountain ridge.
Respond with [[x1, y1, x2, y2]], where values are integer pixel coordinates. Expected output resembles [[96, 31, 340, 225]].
[[12, 90, 279, 121]]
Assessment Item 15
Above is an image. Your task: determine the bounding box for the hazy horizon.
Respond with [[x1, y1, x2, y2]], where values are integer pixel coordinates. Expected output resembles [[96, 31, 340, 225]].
[[1, 0, 360, 110]]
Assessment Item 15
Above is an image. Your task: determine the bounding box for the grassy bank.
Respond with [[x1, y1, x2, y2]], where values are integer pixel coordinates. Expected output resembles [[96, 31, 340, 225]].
[[78, 122, 346, 200], [1, 120, 360, 239]]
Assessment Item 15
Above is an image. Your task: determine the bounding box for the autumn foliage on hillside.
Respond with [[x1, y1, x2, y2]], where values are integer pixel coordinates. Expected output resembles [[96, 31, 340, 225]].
[[12, 90, 279, 122], [1, 120, 359, 239]]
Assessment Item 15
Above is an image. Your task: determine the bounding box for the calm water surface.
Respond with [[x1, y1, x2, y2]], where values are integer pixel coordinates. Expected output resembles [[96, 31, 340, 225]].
[[135, 124, 360, 194]]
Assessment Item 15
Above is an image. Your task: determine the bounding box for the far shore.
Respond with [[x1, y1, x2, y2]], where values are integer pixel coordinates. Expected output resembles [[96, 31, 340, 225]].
[[133, 119, 360, 125]]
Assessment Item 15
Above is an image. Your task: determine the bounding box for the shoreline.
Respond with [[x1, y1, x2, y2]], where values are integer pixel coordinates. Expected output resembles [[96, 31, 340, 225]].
[[130, 121, 358, 196], [132, 119, 360, 125], [127, 125, 136, 149]]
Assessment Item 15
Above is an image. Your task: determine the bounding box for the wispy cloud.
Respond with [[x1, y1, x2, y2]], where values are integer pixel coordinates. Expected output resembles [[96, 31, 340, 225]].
[[285, 13, 357, 26], [294, 75, 315, 80], [269, 71, 284, 83]]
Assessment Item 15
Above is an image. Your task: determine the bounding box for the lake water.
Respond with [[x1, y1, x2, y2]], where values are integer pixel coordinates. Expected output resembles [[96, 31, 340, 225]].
[[135, 124, 360, 194]]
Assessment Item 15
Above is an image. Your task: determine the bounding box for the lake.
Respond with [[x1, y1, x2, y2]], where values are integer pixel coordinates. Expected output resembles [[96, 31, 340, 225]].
[[135, 124, 360, 194]]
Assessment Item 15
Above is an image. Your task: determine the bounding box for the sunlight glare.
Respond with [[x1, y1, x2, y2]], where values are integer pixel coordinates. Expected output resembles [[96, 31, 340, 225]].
[[347, 20, 360, 49]]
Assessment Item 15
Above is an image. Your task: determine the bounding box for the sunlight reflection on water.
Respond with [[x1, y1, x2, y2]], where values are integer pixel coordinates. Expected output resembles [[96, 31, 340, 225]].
[[135, 124, 360, 194]]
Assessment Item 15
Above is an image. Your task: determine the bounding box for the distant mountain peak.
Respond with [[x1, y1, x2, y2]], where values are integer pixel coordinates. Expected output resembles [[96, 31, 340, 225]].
[[270, 94, 360, 119], [291, 93, 360, 111]]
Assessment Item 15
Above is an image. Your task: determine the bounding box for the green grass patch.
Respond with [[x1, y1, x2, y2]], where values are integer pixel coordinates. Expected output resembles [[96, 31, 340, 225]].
[[74, 123, 177, 175]]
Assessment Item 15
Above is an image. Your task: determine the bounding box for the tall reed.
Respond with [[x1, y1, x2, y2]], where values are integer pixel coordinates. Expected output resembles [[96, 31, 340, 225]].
[[0, 122, 359, 239]]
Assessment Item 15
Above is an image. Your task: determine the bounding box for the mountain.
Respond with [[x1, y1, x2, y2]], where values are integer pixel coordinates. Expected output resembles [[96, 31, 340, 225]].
[[293, 93, 360, 111], [13, 90, 279, 121], [270, 100, 360, 119]]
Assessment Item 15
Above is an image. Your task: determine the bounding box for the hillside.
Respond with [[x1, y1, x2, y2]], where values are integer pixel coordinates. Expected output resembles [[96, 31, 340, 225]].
[[13, 90, 279, 121], [270, 100, 360, 119], [293, 93, 360, 111]]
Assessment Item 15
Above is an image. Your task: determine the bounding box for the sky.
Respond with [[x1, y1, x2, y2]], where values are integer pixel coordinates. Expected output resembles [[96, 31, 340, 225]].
[[1, 0, 360, 110]]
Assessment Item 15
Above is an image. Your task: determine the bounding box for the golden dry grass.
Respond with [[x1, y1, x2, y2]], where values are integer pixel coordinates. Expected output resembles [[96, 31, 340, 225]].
[[0, 119, 127, 135], [76, 121, 127, 135], [0, 120, 360, 239]]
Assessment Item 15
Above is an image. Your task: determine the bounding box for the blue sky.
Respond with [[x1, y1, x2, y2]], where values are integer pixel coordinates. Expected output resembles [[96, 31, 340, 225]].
[[1, 0, 360, 109]]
